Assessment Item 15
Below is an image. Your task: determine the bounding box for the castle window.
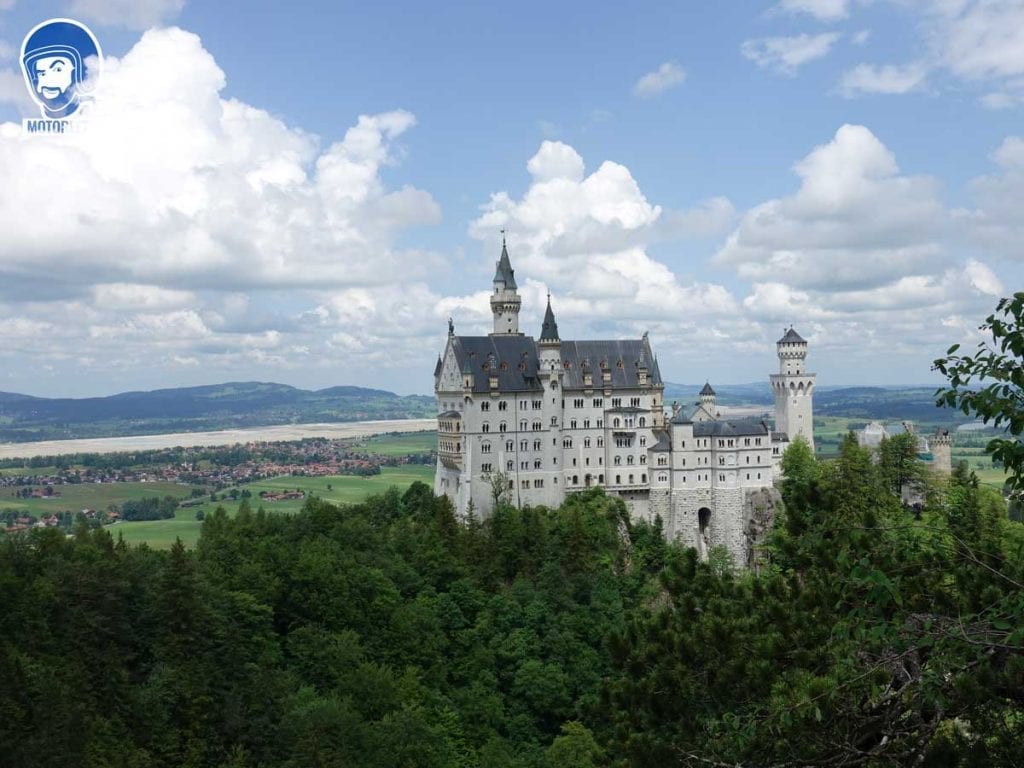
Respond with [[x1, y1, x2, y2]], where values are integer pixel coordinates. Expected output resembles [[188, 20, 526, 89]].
[[757, 472, 761, 479], [563, 438, 573, 448], [629, 474, 634, 484], [499, 401, 508, 411], [482, 423, 490, 433], [573, 398, 584, 408], [613, 418, 621, 428], [533, 439, 542, 450], [532, 420, 542, 431], [499, 422, 507, 433], [585, 457, 590, 466], [598, 457, 603, 465], [583, 419, 590, 428], [746, 473, 750, 480], [719, 457, 725, 466], [533, 400, 542, 409], [551, 416, 558, 425], [534, 479, 544, 488], [572, 475, 579, 485], [597, 437, 604, 447], [639, 417, 646, 427], [520, 420, 528, 430], [631, 397, 640, 407], [627, 455, 634, 465], [506, 460, 513, 471], [593, 398, 603, 408], [521, 440, 528, 450], [596, 419, 603, 428], [506, 440, 513, 451], [641, 474, 646, 483], [534, 459, 542, 469], [614, 456, 622, 466], [658, 456, 667, 466], [639, 436, 646, 447], [719, 474, 725, 482], [521, 461, 529, 470], [584, 437, 591, 448], [572, 458, 577, 466], [570, 419, 577, 429], [681, 440, 686, 448], [598, 474, 604, 483], [481, 402, 490, 411], [520, 400, 528, 409], [481, 442, 491, 454], [755, 437, 761, 445], [640, 455, 646, 464], [615, 475, 621, 484], [744, 438, 750, 446], [522, 480, 529, 489], [612, 398, 621, 408], [482, 463, 492, 472]]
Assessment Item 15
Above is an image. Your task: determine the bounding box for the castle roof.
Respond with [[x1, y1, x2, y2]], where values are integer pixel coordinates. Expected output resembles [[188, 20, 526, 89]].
[[433, 355, 442, 377], [539, 296, 560, 342], [692, 418, 770, 437], [447, 335, 662, 394], [699, 382, 716, 396], [493, 242, 517, 290], [650, 429, 672, 452], [778, 327, 806, 344]]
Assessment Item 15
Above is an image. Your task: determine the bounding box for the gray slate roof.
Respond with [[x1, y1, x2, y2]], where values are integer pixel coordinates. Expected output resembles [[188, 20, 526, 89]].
[[650, 429, 671, 452], [539, 298, 560, 342], [699, 382, 716, 396], [493, 243, 517, 290], [449, 335, 662, 393], [778, 327, 806, 344], [692, 418, 770, 437]]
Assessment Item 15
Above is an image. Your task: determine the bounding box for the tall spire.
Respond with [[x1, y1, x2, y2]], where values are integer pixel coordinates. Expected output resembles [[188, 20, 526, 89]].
[[539, 292, 560, 343], [493, 230, 517, 290]]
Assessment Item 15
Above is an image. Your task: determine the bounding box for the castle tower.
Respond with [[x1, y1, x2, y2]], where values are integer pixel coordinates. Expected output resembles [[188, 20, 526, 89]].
[[490, 235, 522, 335], [770, 327, 816, 451], [931, 428, 953, 475], [538, 293, 561, 372], [699, 382, 716, 410]]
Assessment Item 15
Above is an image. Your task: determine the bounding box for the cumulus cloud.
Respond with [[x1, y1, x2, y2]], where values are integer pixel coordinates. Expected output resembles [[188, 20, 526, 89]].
[[716, 124, 947, 290], [720, 124, 1013, 377], [0, 27, 446, 394], [632, 62, 686, 98], [469, 140, 738, 339], [0, 28, 439, 298], [741, 33, 841, 76], [68, 0, 186, 29]]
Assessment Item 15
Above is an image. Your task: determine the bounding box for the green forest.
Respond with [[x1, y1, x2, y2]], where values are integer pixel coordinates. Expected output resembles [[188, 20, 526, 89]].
[[2, 297, 1024, 767], [0, 435, 1022, 767]]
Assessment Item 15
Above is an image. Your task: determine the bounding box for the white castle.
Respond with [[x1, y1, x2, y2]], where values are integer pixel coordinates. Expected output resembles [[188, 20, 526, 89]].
[[434, 242, 816, 565]]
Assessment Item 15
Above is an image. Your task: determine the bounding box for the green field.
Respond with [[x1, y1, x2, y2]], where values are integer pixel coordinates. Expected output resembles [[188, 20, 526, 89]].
[[358, 431, 436, 456], [0, 481, 198, 514], [109, 465, 435, 549]]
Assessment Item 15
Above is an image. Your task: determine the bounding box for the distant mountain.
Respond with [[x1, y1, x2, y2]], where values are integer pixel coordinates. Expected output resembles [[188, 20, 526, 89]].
[[664, 383, 960, 423], [0, 382, 435, 443]]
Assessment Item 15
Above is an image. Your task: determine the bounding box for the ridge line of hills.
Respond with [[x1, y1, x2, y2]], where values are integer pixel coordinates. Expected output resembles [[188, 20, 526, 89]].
[[0, 380, 958, 444]]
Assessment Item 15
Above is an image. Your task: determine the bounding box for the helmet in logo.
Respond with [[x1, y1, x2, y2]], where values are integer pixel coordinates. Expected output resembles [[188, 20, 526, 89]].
[[21, 18, 103, 120]]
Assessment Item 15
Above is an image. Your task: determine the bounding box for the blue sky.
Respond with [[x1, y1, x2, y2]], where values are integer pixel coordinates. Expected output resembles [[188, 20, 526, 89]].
[[0, 0, 1022, 396]]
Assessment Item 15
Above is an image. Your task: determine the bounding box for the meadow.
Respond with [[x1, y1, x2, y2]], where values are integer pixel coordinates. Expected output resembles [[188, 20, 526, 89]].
[[109, 465, 435, 549]]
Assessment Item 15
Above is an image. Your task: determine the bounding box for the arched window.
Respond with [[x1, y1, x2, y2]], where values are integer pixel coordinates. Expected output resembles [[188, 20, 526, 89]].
[[639, 417, 646, 427], [627, 455, 634, 465], [613, 418, 621, 428], [499, 422, 507, 433], [482, 422, 490, 433]]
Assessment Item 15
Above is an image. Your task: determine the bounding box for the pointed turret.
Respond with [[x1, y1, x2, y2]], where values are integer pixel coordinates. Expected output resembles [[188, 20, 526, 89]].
[[539, 294, 560, 343], [699, 382, 716, 409], [493, 240, 518, 291], [490, 233, 522, 335]]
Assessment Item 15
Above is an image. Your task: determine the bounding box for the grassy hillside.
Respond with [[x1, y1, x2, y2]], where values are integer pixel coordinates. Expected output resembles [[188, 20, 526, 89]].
[[0, 381, 434, 442]]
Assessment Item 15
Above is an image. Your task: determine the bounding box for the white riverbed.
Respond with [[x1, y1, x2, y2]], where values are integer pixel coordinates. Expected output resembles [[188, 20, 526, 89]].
[[0, 419, 437, 460]]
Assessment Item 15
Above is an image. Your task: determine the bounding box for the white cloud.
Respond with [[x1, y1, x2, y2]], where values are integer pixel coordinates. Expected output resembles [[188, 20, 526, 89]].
[[469, 141, 738, 335], [716, 124, 947, 291], [741, 33, 841, 76], [68, 0, 185, 29], [0, 28, 439, 297], [776, 0, 850, 21], [632, 62, 686, 98], [0, 27, 448, 391], [852, 29, 871, 45], [0, 0, 15, 10], [840, 61, 928, 95]]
